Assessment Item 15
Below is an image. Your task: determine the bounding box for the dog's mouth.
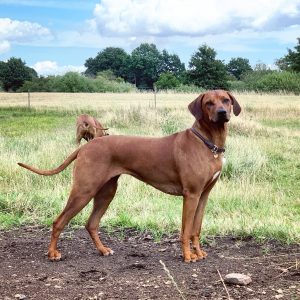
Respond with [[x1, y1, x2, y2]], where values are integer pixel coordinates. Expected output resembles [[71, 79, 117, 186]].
[[212, 114, 230, 124]]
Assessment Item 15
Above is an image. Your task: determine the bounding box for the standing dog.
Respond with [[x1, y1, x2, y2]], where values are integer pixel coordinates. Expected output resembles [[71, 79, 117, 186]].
[[76, 114, 108, 144], [18, 90, 241, 263]]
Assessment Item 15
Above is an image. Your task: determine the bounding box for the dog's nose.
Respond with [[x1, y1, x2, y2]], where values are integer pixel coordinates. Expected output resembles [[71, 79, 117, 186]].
[[217, 109, 227, 116]]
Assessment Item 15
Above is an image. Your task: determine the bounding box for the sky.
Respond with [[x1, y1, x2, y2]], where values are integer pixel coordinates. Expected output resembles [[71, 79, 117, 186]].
[[0, 0, 300, 75]]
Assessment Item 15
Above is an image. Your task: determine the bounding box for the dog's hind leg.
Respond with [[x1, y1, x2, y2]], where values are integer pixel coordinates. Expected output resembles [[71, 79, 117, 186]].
[[85, 176, 119, 256], [48, 187, 97, 261]]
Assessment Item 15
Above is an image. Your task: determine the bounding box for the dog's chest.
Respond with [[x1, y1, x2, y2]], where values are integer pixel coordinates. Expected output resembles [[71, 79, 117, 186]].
[[211, 170, 221, 182], [205, 157, 223, 184]]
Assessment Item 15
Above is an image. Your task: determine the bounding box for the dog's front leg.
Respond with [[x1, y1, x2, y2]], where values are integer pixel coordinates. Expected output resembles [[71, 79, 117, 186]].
[[181, 191, 200, 263], [190, 193, 210, 260], [191, 179, 218, 260]]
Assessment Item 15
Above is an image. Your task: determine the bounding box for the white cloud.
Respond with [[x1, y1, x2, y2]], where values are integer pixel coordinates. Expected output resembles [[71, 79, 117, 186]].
[[0, 18, 52, 45], [0, 40, 10, 54], [92, 0, 300, 37], [32, 60, 86, 76], [0, 18, 52, 41]]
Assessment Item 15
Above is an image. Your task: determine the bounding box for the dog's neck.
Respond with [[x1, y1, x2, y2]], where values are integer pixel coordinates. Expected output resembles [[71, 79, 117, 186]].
[[192, 120, 228, 148]]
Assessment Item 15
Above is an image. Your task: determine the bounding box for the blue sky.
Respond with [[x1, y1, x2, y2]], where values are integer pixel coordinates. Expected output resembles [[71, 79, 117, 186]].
[[1, 0, 300, 75]]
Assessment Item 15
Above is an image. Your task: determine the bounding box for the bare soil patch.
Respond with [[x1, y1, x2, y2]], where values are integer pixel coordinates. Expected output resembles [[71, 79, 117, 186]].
[[0, 227, 299, 299]]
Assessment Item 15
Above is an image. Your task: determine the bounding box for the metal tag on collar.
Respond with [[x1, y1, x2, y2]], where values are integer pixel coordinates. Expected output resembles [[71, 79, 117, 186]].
[[211, 145, 219, 158]]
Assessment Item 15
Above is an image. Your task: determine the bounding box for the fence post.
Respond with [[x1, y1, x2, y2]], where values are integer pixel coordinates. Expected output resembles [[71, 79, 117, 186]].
[[154, 85, 157, 108], [27, 90, 31, 108]]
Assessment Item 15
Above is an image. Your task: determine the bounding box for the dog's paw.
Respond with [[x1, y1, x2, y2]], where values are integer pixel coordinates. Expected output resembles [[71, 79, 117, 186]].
[[48, 250, 62, 261], [200, 249, 208, 258], [183, 252, 198, 263], [196, 249, 207, 260], [101, 247, 114, 256], [192, 247, 208, 260]]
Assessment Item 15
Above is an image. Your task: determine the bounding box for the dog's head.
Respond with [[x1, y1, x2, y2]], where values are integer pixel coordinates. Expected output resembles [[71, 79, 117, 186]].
[[188, 90, 241, 124]]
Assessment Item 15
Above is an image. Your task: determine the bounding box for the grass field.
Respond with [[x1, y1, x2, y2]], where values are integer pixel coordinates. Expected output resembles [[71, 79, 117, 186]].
[[0, 92, 299, 243]]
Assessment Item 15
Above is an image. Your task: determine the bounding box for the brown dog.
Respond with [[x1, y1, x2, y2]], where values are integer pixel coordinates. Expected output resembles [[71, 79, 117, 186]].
[[18, 90, 241, 263], [76, 114, 108, 144]]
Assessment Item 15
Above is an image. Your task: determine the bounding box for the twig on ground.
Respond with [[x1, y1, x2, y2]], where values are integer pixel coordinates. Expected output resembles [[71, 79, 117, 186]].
[[216, 268, 231, 300], [224, 252, 300, 261], [159, 260, 185, 300], [275, 262, 298, 278]]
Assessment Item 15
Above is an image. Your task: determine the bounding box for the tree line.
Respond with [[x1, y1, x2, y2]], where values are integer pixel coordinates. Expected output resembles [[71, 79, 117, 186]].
[[0, 38, 300, 93]]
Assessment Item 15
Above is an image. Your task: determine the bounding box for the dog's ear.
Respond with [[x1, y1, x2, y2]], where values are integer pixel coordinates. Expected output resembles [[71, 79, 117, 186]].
[[227, 92, 241, 116], [188, 94, 205, 120]]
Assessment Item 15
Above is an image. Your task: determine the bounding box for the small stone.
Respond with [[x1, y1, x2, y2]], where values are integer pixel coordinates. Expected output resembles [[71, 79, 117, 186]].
[[164, 281, 171, 285], [192, 274, 198, 278], [277, 289, 283, 294], [289, 286, 296, 289], [14, 295, 26, 300], [158, 248, 167, 252], [224, 273, 252, 286], [275, 295, 284, 299], [154, 285, 159, 289], [144, 235, 153, 240], [54, 285, 61, 289]]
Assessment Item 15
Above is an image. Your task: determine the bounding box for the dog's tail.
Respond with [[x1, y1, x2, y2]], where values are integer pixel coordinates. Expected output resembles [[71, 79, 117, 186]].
[[18, 148, 80, 176]]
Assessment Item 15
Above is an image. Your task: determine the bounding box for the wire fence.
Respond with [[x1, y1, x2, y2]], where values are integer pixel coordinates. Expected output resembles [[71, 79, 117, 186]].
[[0, 90, 197, 110]]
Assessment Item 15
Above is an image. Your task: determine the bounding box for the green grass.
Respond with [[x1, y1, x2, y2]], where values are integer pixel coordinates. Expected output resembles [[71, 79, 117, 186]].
[[0, 93, 299, 243], [260, 119, 300, 129]]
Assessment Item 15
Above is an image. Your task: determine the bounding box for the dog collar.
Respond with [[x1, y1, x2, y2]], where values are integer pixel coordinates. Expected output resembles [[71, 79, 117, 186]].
[[190, 127, 225, 155]]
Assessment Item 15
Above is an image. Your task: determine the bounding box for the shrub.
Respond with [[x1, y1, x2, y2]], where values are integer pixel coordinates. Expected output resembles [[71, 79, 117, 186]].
[[242, 71, 300, 94], [92, 71, 135, 92], [228, 80, 247, 92], [18, 71, 136, 93], [173, 84, 205, 93], [155, 72, 180, 90], [19, 76, 53, 92]]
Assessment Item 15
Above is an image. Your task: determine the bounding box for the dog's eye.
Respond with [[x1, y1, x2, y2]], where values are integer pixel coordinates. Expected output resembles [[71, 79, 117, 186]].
[[223, 98, 230, 104], [206, 101, 214, 108]]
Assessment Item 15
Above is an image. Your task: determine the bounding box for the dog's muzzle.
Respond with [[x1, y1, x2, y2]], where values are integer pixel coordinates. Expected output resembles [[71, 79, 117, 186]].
[[215, 109, 230, 123]]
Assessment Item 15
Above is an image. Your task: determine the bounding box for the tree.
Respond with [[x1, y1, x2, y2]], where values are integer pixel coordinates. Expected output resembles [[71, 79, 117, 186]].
[[254, 61, 270, 72], [226, 57, 252, 80], [159, 50, 185, 79], [129, 43, 162, 89], [275, 38, 300, 72], [0, 61, 5, 90], [0, 57, 37, 91], [84, 47, 130, 79], [188, 45, 229, 90]]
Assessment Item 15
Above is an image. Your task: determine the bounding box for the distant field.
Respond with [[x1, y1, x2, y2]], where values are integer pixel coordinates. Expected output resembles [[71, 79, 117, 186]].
[[0, 92, 299, 243], [1, 91, 300, 109]]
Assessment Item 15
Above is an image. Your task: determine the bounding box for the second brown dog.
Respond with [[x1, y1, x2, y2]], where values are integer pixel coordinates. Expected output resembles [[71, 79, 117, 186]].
[[76, 114, 108, 144]]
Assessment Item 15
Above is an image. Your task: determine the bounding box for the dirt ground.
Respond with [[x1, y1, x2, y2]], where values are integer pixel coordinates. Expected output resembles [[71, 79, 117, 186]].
[[0, 227, 299, 300]]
